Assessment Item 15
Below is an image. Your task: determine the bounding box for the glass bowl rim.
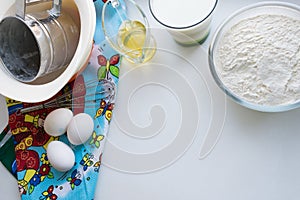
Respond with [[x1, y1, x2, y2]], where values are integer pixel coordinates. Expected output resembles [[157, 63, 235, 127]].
[[208, 1, 300, 112]]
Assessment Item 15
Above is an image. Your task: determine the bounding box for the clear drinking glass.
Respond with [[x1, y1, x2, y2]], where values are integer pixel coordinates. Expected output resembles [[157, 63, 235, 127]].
[[102, 0, 156, 64]]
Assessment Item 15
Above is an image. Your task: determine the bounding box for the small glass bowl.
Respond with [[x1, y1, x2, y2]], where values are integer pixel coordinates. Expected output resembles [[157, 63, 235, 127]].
[[209, 1, 300, 112]]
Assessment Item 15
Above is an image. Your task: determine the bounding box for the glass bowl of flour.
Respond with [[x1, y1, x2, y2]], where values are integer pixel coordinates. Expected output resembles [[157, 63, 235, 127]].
[[209, 1, 300, 112]]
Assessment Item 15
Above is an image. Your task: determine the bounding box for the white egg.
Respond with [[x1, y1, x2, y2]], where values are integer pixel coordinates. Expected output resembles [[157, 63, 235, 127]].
[[44, 108, 73, 137], [67, 113, 94, 145], [47, 141, 75, 172]]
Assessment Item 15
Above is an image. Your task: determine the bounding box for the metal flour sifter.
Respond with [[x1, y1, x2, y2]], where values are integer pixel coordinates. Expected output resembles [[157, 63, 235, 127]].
[[0, 0, 80, 83]]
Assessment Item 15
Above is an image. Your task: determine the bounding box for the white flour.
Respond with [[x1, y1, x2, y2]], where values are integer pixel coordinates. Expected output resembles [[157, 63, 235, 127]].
[[216, 14, 300, 106]]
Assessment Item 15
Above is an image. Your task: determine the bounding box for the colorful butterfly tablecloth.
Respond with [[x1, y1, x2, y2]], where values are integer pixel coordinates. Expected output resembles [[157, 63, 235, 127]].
[[1, 0, 123, 199]]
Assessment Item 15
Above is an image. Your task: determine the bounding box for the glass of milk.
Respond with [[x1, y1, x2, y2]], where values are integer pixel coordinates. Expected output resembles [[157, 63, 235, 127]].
[[149, 0, 218, 46]]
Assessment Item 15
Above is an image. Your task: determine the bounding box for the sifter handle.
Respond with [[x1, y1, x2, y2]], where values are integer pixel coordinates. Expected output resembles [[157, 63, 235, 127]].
[[49, 0, 62, 17], [16, 0, 26, 19], [16, 0, 62, 19]]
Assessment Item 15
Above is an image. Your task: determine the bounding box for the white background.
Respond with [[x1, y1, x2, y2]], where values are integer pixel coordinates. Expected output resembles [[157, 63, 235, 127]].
[[1, 0, 300, 199]]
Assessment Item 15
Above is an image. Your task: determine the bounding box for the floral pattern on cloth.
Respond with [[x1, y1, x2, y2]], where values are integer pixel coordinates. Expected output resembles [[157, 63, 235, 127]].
[[5, 0, 122, 199]]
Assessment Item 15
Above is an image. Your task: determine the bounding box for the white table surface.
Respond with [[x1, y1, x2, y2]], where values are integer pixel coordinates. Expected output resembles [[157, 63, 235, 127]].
[[1, 0, 300, 199]]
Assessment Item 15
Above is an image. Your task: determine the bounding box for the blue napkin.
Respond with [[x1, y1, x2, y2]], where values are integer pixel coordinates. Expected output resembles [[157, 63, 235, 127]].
[[6, 0, 122, 199]]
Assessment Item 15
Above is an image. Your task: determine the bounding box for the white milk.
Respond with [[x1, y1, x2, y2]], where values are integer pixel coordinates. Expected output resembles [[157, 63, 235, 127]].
[[149, 0, 217, 45]]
